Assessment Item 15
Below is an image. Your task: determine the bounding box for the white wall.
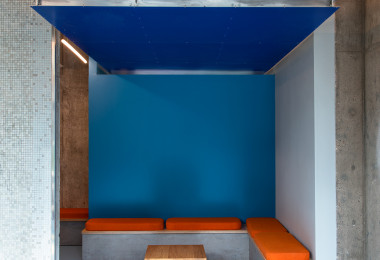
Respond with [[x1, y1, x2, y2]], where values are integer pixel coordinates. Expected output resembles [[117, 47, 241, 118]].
[[273, 17, 336, 260], [313, 17, 336, 260], [274, 31, 316, 256]]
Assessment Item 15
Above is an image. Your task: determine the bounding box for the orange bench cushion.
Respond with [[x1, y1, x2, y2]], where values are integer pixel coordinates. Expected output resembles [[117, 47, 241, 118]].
[[166, 217, 241, 230], [253, 232, 310, 260], [246, 218, 287, 238], [85, 218, 164, 231], [60, 208, 88, 220]]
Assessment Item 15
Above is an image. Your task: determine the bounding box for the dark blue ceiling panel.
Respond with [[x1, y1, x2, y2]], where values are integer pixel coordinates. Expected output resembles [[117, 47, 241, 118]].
[[32, 6, 337, 72]]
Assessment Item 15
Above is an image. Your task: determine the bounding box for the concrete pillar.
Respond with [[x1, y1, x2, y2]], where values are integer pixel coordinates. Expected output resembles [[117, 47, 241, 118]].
[[60, 36, 89, 208], [334, 0, 366, 259], [364, 0, 380, 259]]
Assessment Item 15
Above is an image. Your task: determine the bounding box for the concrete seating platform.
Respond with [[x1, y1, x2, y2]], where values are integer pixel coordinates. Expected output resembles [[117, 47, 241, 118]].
[[249, 232, 310, 260], [82, 228, 248, 260], [82, 217, 309, 260]]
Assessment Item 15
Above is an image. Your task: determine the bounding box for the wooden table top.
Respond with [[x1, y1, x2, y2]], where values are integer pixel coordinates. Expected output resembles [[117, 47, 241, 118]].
[[144, 245, 207, 260]]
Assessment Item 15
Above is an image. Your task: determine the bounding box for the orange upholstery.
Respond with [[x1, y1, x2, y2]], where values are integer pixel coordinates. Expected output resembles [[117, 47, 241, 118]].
[[166, 217, 241, 230], [246, 218, 287, 238], [60, 208, 88, 220], [253, 232, 310, 260], [85, 218, 164, 231]]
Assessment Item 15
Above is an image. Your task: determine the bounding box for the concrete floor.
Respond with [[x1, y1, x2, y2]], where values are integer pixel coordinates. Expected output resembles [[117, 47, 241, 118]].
[[60, 246, 82, 260]]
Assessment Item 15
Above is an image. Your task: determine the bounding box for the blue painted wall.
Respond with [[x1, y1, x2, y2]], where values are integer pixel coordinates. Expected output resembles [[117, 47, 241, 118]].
[[89, 61, 275, 220]]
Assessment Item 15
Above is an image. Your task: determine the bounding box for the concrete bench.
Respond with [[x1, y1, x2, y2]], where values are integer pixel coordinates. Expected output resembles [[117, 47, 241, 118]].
[[60, 208, 88, 246], [246, 218, 310, 260], [82, 217, 248, 260], [83, 228, 249, 260], [82, 217, 309, 260], [249, 232, 310, 260]]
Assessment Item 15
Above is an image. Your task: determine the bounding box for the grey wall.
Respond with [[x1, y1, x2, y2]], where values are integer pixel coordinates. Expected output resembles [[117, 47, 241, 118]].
[[365, 0, 380, 259], [0, 1, 55, 259], [60, 36, 89, 208], [334, 0, 366, 259], [335, 0, 380, 259], [274, 18, 336, 260]]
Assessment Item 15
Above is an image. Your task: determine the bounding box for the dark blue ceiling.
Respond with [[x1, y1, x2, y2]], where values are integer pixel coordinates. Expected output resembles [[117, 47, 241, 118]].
[[33, 6, 337, 72]]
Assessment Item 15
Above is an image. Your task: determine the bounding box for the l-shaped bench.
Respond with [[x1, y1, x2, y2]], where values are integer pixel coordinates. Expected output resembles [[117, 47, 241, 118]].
[[81, 217, 310, 260]]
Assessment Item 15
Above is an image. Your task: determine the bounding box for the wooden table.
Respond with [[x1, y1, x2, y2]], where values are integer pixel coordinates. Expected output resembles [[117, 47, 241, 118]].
[[144, 245, 207, 260]]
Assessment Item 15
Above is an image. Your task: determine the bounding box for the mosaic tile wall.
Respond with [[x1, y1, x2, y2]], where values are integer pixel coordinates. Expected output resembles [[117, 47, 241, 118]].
[[0, 1, 54, 259]]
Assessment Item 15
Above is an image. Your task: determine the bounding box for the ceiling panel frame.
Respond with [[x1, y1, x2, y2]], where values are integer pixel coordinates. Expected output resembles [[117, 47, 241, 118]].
[[38, 0, 332, 7]]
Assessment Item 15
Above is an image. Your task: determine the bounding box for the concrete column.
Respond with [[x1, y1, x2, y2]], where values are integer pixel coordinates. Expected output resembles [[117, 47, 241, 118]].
[[334, 0, 366, 259], [60, 36, 89, 208], [365, 0, 380, 259]]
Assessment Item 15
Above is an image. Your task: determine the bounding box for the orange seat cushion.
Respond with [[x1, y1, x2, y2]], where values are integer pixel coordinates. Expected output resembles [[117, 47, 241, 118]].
[[246, 218, 287, 238], [85, 218, 164, 231], [166, 217, 241, 230], [253, 232, 310, 260], [60, 208, 88, 220]]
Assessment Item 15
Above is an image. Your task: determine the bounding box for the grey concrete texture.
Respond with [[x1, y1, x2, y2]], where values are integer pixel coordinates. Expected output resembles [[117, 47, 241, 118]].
[[60, 36, 89, 208], [249, 237, 265, 260], [365, 0, 380, 259], [82, 233, 249, 260], [365, 0, 380, 51], [334, 0, 366, 259], [60, 221, 86, 246], [60, 246, 82, 260], [335, 0, 365, 52]]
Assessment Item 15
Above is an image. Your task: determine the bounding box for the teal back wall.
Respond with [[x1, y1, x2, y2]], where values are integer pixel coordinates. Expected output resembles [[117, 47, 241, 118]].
[[89, 60, 275, 220]]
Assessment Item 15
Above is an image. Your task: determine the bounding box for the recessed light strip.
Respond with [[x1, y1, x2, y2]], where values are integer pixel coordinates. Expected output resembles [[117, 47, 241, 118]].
[[61, 39, 87, 64]]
